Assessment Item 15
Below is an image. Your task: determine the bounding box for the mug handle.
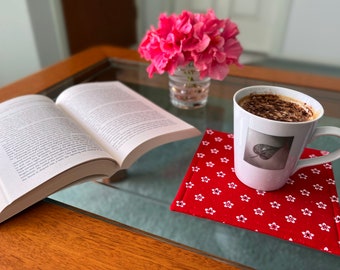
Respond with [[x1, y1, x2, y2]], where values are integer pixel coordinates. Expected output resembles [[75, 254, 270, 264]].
[[294, 126, 340, 172]]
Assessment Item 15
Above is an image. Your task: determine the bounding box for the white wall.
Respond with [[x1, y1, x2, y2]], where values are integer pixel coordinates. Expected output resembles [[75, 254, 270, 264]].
[[281, 0, 340, 66], [0, 0, 69, 87], [0, 1, 41, 87]]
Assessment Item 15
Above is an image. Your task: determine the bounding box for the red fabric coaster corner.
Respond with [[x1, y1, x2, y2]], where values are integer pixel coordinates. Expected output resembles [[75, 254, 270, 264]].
[[171, 129, 340, 256]]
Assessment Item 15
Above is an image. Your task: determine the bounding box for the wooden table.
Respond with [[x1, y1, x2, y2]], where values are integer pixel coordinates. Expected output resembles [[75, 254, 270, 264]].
[[1, 46, 340, 269]]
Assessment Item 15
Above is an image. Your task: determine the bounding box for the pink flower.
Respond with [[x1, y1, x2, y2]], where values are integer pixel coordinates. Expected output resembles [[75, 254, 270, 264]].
[[138, 9, 243, 80]]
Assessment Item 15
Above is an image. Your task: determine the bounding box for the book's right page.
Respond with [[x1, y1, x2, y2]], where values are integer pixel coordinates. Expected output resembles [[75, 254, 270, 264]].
[[56, 81, 201, 168]]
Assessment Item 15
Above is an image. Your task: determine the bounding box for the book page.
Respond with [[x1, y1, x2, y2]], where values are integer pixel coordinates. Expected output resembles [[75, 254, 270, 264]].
[[0, 95, 115, 203], [56, 81, 200, 168]]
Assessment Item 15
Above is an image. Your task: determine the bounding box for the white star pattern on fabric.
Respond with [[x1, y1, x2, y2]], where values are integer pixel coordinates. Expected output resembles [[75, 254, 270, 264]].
[[236, 215, 247, 223], [212, 188, 222, 195], [224, 144, 232, 150], [228, 182, 237, 189], [298, 173, 308, 179], [224, 201, 234, 208], [256, 190, 266, 196], [240, 194, 251, 202], [323, 163, 332, 169], [176, 201, 186, 207], [192, 166, 200, 172], [285, 215, 297, 223], [313, 184, 323, 191], [205, 207, 216, 215], [330, 195, 339, 203], [201, 176, 210, 183], [268, 222, 280, 231], [300, 189, 310, 196], [197, 153, 205, 158], [301, 208, 313, 216], [195, 194, 205, 201], [216, 171, 226, 177], [210, 148, 219, 154], [319, 223, 331, 232], [220, 157, 229, 163], [214, 136, 223, 142], [316, 202, 327, 209], [285, 195, 296, 202], [254, 208, 265, 216], [311, 168, 321, 174], [185, 182, 194, 188], [270, 201, 281, 209], [302, 230, 314, 240], [206, 161, 215, 167]]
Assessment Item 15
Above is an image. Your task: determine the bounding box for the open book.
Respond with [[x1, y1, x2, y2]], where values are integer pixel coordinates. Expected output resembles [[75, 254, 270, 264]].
[[0, 81, 200, 223]]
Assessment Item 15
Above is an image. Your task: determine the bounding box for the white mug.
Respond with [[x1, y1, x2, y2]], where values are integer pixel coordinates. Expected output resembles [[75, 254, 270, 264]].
[[233, 85, 340, 191]]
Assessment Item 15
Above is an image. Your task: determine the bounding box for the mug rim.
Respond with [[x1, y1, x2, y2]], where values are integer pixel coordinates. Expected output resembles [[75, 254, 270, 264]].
[[233, 85, 324, 124]]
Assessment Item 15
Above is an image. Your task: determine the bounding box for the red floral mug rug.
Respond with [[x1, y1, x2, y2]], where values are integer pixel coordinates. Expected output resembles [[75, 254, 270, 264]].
[[170, 129, 340, 256]]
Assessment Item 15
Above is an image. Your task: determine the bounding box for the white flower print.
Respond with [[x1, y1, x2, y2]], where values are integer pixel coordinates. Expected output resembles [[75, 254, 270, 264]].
[[254, 208, 264, 216], [195, 194, 205, 201], [201, 176, 210, 183], [202, 140, 210, 146], [256, 190, 266, 196], [185, 181, 194, 188], [236, 215, 247, 223], [224, 201, 234, 208], [334, 215, 340, 223], [227, 134, 234, 138], [285, 215, 297, 223], [320, 150, 329, 156], [313, 184, 323, 191], [231, 167, 235, 173], [302, 230, 314, 240], [316, 202, 327, 209], [205, 207, 216, 215], [270, 201, 281, 209], [176, 201, 186, 207], [268, 222, 280, 231], [206, 161, 215, 167], [309, 154, 317, 158], [220, 157, 229, 163], [240, 194, 251, 202], [214, 136, 223, 142], [212, 188, 222, 195], [206, 129, 214, 135], [224, 144, 232, 150], [192, 166, 200, 172], [197, 153, 205, 158], [216, 171, 226, 177], [319, 223, 331, 232], [326, 178, 335, 185], [300, 189, 310, 196], [286, 178, 295, 185], [285, 195, 296, 202], [298, 173, 308, 180], [228, 182, 237, 189], [323, 163, 332, 169], [311, 168, 321, 174], [301, 208, 313, 216], [330, 195, 339, 203], [210, 148, 219, 154]]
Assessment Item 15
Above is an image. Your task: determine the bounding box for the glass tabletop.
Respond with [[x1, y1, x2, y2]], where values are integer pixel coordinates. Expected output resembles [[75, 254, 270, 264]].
[[47, 58, 340, 270]]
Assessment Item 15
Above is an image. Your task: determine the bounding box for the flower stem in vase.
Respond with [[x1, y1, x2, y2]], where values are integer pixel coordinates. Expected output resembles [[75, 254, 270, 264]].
[[169, 64, 211, 109]]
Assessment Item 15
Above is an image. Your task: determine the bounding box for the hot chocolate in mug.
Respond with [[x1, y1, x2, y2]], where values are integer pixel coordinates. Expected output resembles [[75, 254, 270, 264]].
[[233, 85, 340, 191]]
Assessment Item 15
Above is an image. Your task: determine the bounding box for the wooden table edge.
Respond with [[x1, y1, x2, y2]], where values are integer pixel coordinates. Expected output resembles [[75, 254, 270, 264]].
[[0, 199, 252, 269]]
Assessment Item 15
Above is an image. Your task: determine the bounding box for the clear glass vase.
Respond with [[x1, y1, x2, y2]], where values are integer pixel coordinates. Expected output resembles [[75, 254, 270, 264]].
[[168, 64, 211, 109]]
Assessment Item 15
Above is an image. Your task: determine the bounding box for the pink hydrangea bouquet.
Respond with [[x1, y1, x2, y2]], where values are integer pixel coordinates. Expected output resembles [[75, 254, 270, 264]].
[[138, 9, 243, 81]]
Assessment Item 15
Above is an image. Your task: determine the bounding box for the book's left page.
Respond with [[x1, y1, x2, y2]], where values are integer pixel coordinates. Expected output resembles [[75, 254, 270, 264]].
[[0, 95, 116, 210]]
